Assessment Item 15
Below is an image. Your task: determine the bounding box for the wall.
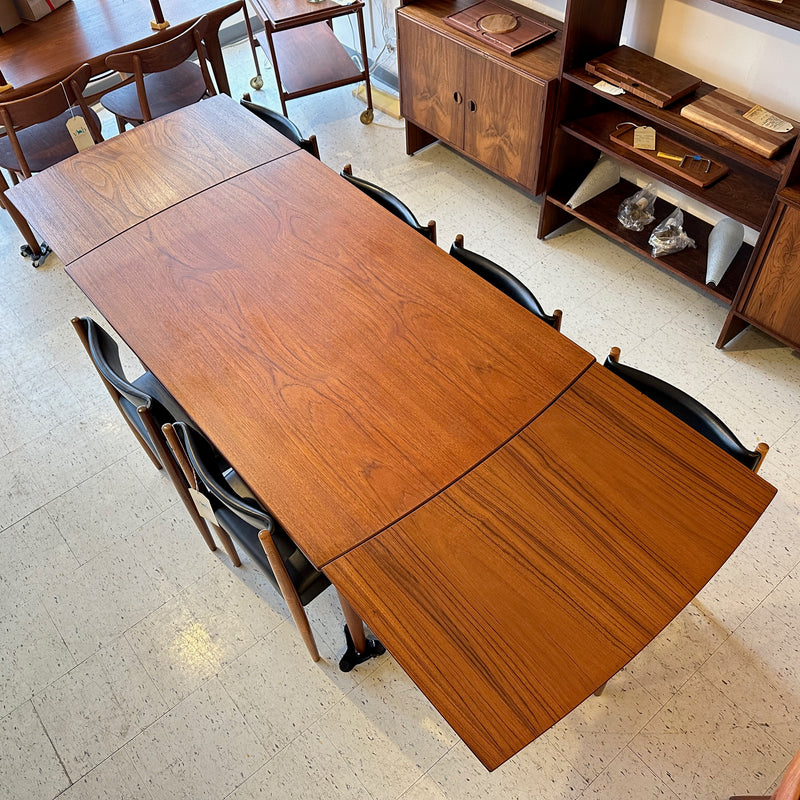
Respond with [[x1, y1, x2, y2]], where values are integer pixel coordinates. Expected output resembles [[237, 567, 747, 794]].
[[524, 0, 800, 119]]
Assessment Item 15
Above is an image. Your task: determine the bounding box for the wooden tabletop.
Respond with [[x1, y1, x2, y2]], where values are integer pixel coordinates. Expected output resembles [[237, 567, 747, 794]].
[[66, 150, 595, 566], [325, 363, 776, 770], [5, 95, 298, 264], [0, 0, 242, 98]]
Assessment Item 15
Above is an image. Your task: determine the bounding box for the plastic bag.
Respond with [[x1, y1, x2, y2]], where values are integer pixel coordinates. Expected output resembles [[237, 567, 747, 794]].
[[617, 183, 657, 231], [648, 208, 696, 258]]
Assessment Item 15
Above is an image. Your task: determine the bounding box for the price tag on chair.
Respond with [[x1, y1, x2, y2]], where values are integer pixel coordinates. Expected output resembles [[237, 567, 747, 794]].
[[189, 487, 219, 525], [66, 116, 95, 152]]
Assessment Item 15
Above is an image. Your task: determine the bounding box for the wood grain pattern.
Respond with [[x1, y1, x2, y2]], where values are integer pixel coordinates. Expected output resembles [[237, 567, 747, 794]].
[[681, 89, 799, 159], [4, 95, 297, 264], [585, 45, 701, 108], [0, 0, 242, 99], [66, 151, 594, 567], [326, 364, 776, 770], [742, 200, 800, 342]]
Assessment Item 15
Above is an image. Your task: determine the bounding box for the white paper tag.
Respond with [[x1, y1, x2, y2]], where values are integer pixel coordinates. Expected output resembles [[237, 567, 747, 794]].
[[743, 104, 793, 133], [189, 487, 219, 525], [66, 116, 95, 152], [594, 80, 625, 96], [633, 126, 656, 150]]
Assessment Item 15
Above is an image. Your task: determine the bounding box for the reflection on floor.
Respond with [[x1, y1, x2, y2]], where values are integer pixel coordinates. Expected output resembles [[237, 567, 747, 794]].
[[1, 38, 799, 800]]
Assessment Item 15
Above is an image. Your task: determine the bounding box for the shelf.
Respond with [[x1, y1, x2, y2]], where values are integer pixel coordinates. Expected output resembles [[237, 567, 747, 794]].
[[546, 179, 752, 304], [561, 109, 775, 230], [708, 0, 800, 30], [564, 69, 792, 179]]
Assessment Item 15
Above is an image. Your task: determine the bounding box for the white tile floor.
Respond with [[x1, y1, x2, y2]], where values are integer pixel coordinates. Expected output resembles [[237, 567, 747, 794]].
[[1, 38, 799, 800]]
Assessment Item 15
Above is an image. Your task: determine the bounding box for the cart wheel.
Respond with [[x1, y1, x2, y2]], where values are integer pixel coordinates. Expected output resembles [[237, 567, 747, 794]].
[[250, 75, 264, 90], [360, 108, 374, 124]]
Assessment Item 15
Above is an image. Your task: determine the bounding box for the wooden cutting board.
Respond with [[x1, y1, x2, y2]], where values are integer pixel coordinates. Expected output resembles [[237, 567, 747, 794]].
[[585, 46, 701, 108], [680, 89, 798, 158], [610, 126, 729, 188], [444, 1, 557, 55]]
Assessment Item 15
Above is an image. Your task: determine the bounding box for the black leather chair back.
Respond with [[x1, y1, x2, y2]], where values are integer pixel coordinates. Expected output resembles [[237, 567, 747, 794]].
[[340, 166, 436, 242], [240, 97, 320, 159], [603, 353, 764, 471], [449, 239, 561, 330]]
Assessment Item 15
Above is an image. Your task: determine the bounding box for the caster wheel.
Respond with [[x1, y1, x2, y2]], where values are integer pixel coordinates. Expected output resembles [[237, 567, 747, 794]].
[[359, 108, 374, 124], [250, 75, 264, 89], [20, 244, 33, 257]]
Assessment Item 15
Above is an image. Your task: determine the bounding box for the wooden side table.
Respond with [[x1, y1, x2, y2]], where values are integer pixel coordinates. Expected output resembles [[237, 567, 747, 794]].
[[248, 0, 373, 122]]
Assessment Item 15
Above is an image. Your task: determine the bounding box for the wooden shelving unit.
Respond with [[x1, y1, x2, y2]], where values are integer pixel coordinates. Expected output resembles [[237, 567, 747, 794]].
[[708, 0, 800, 30], [539, 0, 800, 324]]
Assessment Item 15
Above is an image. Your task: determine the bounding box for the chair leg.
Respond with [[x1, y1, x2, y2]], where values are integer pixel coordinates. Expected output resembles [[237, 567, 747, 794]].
[[115, 114, 127, 134], [140, 410, 218, 552], [210, 521, 241, 567], [258, 529, 320, 662]]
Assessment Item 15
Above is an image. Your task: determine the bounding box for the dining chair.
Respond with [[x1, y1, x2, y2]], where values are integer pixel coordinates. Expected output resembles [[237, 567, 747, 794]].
[[604, 347, 769, 472], [731, 746, 800, 800], [0, 63, 103, 267], [449, 234, 563, 330], [162, 421, 333, 662], [240, 93, 320, 158], [71, 316, 226, 558], [101, 16, 216, 132], [340, 164, 437, 243]]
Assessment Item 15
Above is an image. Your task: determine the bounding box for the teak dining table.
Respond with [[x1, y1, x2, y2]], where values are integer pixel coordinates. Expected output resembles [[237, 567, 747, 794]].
[[6, 97, 777, 770]]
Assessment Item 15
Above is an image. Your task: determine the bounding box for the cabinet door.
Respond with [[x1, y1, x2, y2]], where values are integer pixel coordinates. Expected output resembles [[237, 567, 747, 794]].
[[397, 15, 465, 149], [463, 52, 545, 191], [742, 201, 800, 346]]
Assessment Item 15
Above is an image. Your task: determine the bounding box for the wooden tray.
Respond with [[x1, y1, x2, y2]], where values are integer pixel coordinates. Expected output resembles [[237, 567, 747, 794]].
[[586, 46, 701, 108], [680, 88, 799, 159], [444, 1, 556, 55], [610, 126, 729, 187]]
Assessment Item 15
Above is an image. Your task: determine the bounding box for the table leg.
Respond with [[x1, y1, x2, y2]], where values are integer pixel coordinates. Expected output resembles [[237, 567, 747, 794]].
[[335, 587, 386, 672], [0, 170, 48, 265]]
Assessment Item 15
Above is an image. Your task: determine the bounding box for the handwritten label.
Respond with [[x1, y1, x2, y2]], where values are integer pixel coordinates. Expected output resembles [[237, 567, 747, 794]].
[[189, 488, 219, 525], [633, 126, 656, 150], [743, 104, 793, 133], [594, 80, 625, 96]]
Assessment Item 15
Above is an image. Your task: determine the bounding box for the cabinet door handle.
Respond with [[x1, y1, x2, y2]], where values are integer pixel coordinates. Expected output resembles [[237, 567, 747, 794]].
[[453, 91, 462, 104], [468, 100, 476, 112]]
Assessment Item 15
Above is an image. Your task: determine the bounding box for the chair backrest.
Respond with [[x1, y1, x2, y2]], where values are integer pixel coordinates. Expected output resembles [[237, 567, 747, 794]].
[[169, 421, 275, 534], [340, 164, 437, 243], [105, 16, 216, 123], [449, 234, 562, 331], [603, 347, 768, 472], [240, 95, 320, 159], [0, 63, 102, 178]]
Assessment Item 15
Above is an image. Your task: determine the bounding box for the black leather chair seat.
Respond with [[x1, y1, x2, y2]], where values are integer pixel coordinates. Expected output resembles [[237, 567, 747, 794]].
[[214, 504, 330, 606], [0, 106, 103, 173]]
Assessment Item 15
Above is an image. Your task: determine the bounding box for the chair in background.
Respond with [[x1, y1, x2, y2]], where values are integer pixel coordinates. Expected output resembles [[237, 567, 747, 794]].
[[240, 93, 320, 159], [163, 421, 333, 662], [0, 64, 103, 266], [340, 164, 437, 243], [604, 347, 769, 472], [449, 234, 563, 331], [101, 16, 216, 132], [71, 316, 230, 559]]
